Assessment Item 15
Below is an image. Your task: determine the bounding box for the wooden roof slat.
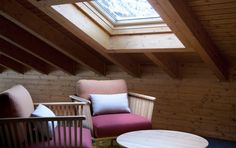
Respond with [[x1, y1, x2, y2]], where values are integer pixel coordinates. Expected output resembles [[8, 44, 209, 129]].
[[0, 38, 52, 74], [28, 1, 140, 77], [0, 16, 78, 75], [149, 0, 228, 80], [108, 53, 140, 77], [0, 65, 6, 73], [0, 0, 106, 75], [145, 53, 179, 79], [0, 54, 29, 74], [35, 0, 89, 6]]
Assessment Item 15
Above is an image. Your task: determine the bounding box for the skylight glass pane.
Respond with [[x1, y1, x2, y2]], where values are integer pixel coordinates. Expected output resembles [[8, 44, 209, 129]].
[[95, 0, 160, 21]]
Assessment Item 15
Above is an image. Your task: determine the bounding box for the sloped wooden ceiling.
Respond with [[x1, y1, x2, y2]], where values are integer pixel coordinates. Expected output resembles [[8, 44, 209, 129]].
[[0, 0, 235, 80]]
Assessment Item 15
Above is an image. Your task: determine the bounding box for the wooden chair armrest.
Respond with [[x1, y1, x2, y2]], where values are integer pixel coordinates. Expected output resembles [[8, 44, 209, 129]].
[[34, 102, 87, 106], [33, 102, 87, 116], [128, 92, 156, 101], [128, 92, 156, 121], [69, 95, 91, 104]]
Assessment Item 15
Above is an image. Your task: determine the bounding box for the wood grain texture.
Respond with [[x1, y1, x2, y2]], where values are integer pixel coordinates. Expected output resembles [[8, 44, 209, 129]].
[[0, 38, 52, 74], [32, 2, 141, 77], [128, 93, 155, 121], [0, 0, 106, 75], [0, 63, 235, 141], [0, 16, 78, 75], [145, 53, 179, 79], [0, 54, 29, 74], [148, 0, 228, 80], [186, 0, 236, 64], [34, 0, 90, 7], [117, 130, 208, 148]]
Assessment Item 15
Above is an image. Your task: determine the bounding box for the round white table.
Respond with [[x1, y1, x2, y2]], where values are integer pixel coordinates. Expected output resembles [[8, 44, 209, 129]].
[[117, 130, 209, 148]]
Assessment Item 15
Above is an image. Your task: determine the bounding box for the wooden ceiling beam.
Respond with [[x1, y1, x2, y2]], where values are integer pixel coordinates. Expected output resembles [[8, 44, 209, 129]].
[[35, 0, 90, 7], [0, 54, 29, 74], [108, 53, 140, 77], [148, 0, 228, 80], [0, 0, 106, 75], [0, 65, 6, 73], [0, 38, 53, 74], [145, 53, 179, 79], [107, 48, 193, 53], [0, 16, 78, 75], [37, 3, 140, 77]]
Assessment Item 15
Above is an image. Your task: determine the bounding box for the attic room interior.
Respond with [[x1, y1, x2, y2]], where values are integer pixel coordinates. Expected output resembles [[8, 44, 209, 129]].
[[0, 0, 236, 147]]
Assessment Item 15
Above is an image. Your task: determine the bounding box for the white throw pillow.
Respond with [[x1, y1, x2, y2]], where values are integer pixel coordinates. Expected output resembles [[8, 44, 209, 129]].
[[90, 93, 130, 116], [31, 104, 57, 138]]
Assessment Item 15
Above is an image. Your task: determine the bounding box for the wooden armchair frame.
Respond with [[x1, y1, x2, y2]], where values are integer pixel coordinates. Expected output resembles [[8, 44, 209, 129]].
[[0, 102, 88, 148], [70, 92, 156, 146]]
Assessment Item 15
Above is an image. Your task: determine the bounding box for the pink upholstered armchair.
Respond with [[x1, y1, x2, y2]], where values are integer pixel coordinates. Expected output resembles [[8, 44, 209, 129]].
[[0, 85, 92, 148], [70, 79, 156, 147]]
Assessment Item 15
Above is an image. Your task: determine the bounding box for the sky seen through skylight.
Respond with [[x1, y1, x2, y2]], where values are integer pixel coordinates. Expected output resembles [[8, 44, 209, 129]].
[[95, 0, 160, 21]]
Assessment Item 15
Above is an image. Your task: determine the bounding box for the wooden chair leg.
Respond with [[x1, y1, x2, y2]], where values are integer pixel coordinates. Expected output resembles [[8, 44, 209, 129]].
[[95, 140, 99, 148]]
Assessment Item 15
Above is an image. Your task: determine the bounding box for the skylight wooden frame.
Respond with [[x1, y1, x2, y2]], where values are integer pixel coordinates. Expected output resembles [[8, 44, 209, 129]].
[[75, 1, 171, 35]]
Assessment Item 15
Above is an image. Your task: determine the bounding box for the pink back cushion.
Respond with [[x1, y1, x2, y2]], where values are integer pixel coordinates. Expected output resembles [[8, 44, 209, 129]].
[[76, 79, 128, 99], [0, 85, 34, 144], [0, 85, 34, 118]]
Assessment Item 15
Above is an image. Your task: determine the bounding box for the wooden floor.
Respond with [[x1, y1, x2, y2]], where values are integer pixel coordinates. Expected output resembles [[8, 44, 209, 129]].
[[92, 140, 121, 148]]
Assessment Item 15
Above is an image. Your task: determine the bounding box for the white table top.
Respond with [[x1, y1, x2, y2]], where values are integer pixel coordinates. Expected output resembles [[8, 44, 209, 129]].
[[117, 130, 209, 148]]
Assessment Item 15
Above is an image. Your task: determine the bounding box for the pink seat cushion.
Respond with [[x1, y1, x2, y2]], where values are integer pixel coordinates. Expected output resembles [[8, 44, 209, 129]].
[[32, 127, 92, 148], [92, 113, 152, 138]]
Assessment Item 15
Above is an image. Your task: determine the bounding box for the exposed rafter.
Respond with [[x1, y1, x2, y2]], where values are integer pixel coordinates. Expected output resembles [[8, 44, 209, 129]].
[[0, 54, 29, 74], [29, 1, 140, 77], [0, 38, 53, 74], [145, 53, 179, 79], [0, 65, 6, 73], [34, 0, 90, 7], [0, 0, 106, 75], [148, 0, 228, 80], [0, 16, 79, 75]]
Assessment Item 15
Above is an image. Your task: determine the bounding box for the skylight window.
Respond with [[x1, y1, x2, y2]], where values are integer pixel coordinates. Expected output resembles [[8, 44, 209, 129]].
[[94, 0, 161, 22]]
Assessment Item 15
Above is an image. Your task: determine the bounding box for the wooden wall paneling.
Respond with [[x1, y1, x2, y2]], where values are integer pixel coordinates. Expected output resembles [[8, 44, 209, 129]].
[[188, 0, 236, 6], [144, 53, 179, 79], [0, 63, 236, 140], [148, 0, 228, 80], [0, 54, 29, 74], [30, 2, 140, 77], [0, 0, 106, 75], [0, 16, 78, 75], [0, 38, 52, 74]]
